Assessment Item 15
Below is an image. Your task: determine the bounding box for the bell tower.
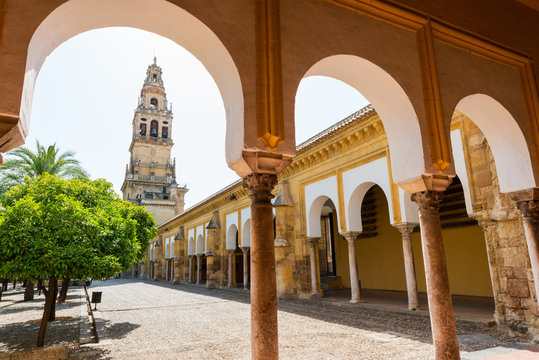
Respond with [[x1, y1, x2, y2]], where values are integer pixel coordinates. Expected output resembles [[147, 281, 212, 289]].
[[121, 58, 188, 224]]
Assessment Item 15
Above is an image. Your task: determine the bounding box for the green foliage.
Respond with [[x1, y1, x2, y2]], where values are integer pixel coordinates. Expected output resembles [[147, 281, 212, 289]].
[[0, 140, 89, 194], [0, 174, 157, 281]]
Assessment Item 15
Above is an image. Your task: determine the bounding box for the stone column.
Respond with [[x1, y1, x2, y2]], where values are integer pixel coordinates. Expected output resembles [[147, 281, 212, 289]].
[[514, 195, 539, 304], [394, 223, 420, 310], [243, 173, 278, 360], [188, 255, 194, 284], [341, 232, 361, 303], [412, 190, 460, 360], [306, 237, 323, 297], [196, 255, 202, 285], [227, 250, 235, 288], [241, 246, 250, 290]]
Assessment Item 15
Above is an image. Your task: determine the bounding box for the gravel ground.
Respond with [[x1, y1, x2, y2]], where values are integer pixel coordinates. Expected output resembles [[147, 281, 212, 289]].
[[0, 284, 84, 353], [80, 279, 531, 360]]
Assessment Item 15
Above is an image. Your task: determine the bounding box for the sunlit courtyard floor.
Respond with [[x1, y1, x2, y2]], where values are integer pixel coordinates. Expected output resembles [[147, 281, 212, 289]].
[[77, 279, 533, 360]]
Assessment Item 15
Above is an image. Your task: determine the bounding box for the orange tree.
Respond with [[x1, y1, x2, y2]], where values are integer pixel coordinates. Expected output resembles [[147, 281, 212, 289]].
[[0, 174, 156, 347]]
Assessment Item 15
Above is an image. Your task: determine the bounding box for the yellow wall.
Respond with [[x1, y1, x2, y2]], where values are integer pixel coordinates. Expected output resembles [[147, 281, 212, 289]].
[[355, 186, 406, 291], [334, 186, 493, 297], [411, 225, 493, 297]]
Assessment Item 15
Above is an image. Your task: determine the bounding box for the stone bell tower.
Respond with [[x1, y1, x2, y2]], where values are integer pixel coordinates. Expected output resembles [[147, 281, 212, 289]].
[[121, 57, 188, 224]]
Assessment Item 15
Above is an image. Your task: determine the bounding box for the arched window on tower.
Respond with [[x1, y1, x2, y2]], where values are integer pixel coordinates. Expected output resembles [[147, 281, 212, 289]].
[[150, 98, 158, 108], [162, 127, 169, 139], [139, 123, 147, 136], [150, 120, 158, 137]]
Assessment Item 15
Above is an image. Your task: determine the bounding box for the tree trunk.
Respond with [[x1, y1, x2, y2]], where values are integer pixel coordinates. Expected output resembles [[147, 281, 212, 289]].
[[12, 279, 16, 289], [1, 278, 7, 291], [37, 279, 42, 296], [24, 279, 34, 301], [48, 278, 58, 321], [57, 279, 70, 304], [37, 276, 56, 347]]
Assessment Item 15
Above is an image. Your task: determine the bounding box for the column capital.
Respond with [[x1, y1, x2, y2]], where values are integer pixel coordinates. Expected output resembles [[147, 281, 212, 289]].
[[340, 232, 361, 242], [516, 200, 539, 221], [240, 246, 250, 252], [243, 173, 278, 203], [305, 236, 320, 246], [227, 249, 235, 255], [411, 190, 443, 213], [392, 223, 417, 235], [509, 188, 539, 221]]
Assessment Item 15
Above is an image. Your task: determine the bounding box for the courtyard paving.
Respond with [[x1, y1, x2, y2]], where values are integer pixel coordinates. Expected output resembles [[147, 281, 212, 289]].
[[1, 279, 538, 359], [85, 279, 535, 359]]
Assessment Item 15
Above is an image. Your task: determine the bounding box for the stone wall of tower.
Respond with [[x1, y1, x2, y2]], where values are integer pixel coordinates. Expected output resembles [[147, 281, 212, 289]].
[[122, 59, 188, 225]]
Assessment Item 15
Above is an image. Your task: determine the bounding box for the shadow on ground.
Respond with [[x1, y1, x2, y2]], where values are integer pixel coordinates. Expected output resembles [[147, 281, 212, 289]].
[[91, 279, 527, 353]]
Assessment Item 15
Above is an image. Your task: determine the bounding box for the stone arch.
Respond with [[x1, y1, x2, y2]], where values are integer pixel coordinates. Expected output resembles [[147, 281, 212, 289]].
[[21, 0, 244, 164], [305, 175, 341, 237], [454, 94, 537, 193], [307, 195, 340, 238], [196, 234, 204, 255], [242, 219, 251, 248], [302, 55, 424, 184], [187, 237, 195, 256], [348, 182, 393, 233], [226, 224, 238, 251]]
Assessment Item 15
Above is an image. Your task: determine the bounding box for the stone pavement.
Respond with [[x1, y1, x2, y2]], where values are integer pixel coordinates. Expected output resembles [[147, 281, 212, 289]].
[[0, 279, 536, 359], [82, 279, 535, 360]]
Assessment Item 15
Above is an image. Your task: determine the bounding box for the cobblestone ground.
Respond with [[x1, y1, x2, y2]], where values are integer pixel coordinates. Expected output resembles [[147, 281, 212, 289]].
[[83, 279, 528, 360]]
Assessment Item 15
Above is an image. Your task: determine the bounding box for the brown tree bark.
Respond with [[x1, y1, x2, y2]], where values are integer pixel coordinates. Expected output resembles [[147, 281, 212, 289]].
[[48, 278, 58, 321], [2, 278, 7, 291], [12, 279, 16, 289], [57, 279, 70, 304], [24, 279, 34, 301], [37, 276, 56, 347]]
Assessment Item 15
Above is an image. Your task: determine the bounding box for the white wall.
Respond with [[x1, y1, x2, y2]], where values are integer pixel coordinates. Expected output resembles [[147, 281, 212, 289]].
[[305, 175, 340, 237]]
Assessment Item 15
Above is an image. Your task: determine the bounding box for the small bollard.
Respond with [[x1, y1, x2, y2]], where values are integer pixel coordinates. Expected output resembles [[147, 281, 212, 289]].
[[91, 291, 102, 310]]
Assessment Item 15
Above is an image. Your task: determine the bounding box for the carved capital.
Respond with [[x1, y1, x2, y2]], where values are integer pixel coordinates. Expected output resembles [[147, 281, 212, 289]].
[[306, 237, 320, 247], [393, 223, 417, 239], [411, 190, 443, 214], [340, 231, 361, 243], [243, 173, 278, 203], [516, 200, 539, 222], [240, 246, 250, 253]]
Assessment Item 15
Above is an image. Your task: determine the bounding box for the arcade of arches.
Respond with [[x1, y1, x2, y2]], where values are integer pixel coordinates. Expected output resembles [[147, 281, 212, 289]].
[[1, 1, 539, 359]]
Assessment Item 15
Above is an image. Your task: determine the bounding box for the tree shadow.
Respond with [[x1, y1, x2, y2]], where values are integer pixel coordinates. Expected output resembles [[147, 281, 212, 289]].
[[0, 316, 81, 352], [0, 297, 81, 315]]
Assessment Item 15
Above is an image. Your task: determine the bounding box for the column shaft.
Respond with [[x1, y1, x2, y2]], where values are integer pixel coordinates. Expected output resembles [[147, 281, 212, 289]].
[[396, 224, 420, 310], [244, 173, 278, 360], [188, 256, 193, 283], [242, 247, 250, 290], [307, 237, 323, 297], [196, 255, 201, 285], [342, 232, 361, 303], [227, 250, 234, 288], [516, 200, 539, 304], [412, 191, 460, 360]]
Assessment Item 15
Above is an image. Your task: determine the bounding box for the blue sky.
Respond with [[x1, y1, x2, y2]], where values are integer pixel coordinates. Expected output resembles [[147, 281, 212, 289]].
[[27, 27, 368, 207]]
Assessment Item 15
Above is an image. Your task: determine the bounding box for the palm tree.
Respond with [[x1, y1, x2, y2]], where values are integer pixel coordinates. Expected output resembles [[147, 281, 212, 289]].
[[0, 140, 89, 194], [0, 140, 89, 303]]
